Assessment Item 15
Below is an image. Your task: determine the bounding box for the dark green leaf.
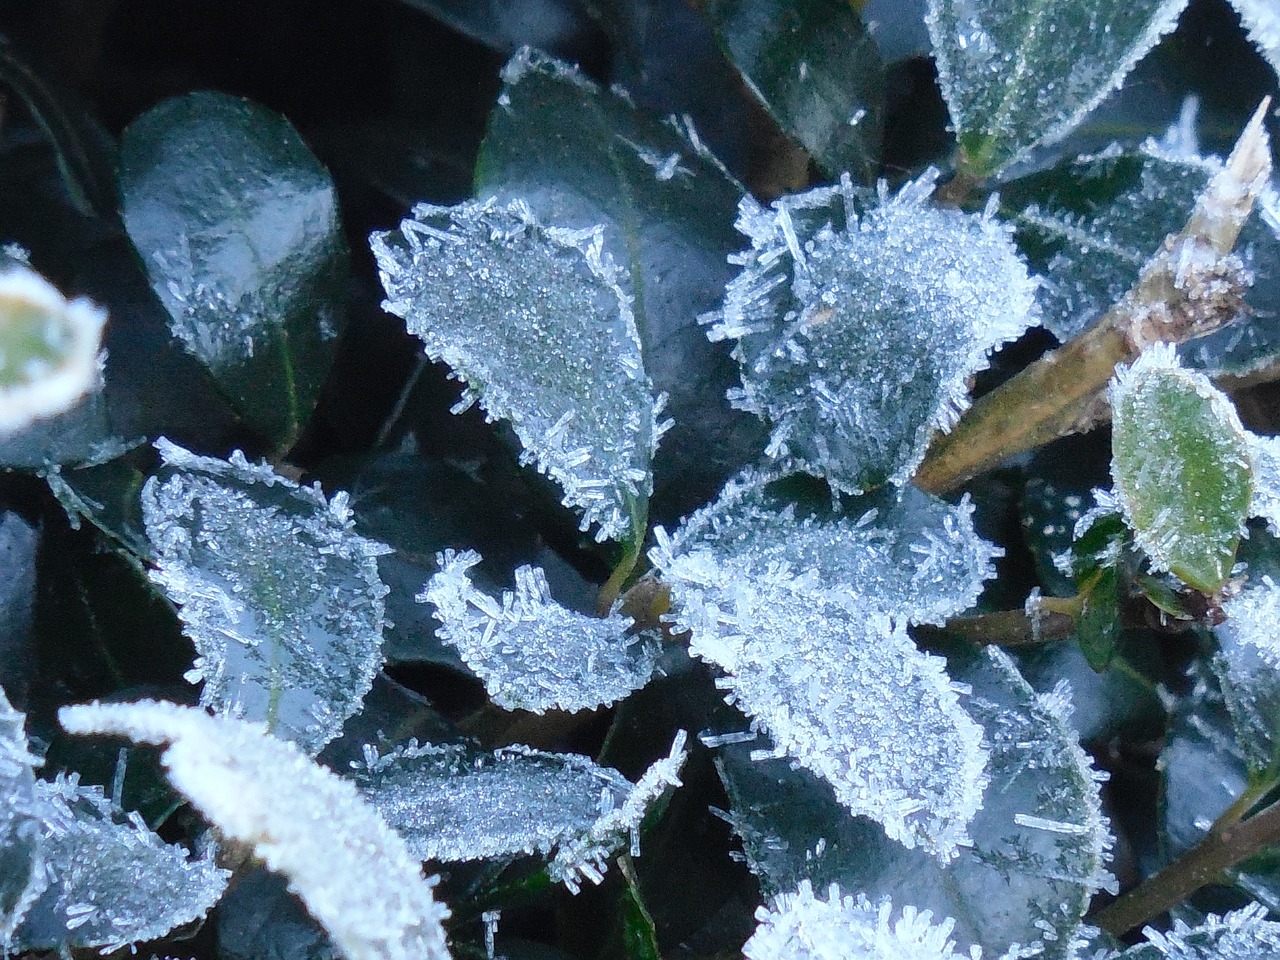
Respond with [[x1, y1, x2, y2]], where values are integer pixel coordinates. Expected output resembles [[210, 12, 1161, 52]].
[[1077, 567, 1122, 670], [617, 857, 661, 960], [120, 92, 349, 453], [703, 0, 884, 180], [46, 451, 152, 561]]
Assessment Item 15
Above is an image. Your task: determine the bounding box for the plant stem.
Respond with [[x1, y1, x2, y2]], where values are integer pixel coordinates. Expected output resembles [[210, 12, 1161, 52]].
[[917, 605, 1077, 648], [1092, 795, 1280, 936], [914, 99, 1273, 495]]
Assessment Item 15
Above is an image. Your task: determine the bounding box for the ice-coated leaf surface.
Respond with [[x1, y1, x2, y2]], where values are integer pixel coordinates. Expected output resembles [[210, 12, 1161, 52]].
[[1232, 0, 1280, 85], [925, 0, 1189, 175], [475, 47, 765, 518], [657, 469, 1000, 626], [120, 92, 348, 450], [1248, 432, 1280, 538], [355, 732, 687, 892], [703, 0, 884, 181], [1109, 344, 1252, 592], [1118, 906, 1280, 959], [1002, 141, 1280, 367], [142, 439, 390, 755], [372, 198, 663, 543], [420, 549, 661, 713], [1213, 579, 1280, 772], [706, 173, 1036, 493], [0, 686, 44, 947], [0, 265, 105, 435], [716, 646, 1114, 959], [743, 881, 976, 960], [13, 775, 229, 953], [59, 701, 452, 960]]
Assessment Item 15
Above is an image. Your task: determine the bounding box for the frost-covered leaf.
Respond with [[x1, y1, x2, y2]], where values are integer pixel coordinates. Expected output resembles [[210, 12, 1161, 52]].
[[59, 700, 452, 960], [925, 0, 1189, 176], [142, 439, 390, 755], [705, 173, 1036, 494], [716, 646, 1114, 959], [0, 265, 105, 435], [476, 48, 765, 518], [13, 775, 229, 953], [1119, 905, 1280, 959], [702, 0, 884, 180], [372, 198, 663, 543], [1213, 579, 1280, 772], [0, 686, 44, 948], [656, 469, 1000, 626], [1232, 0, 1280, 86], [743, 881, 977, 960], [420, 549, 661, 713], [1248, 432, 1280, 538], [355, 732, 687, 892], [1109, 344, 1252, 592], [0, 514, 38, 701], [1002, 141, 1280, 369], [120, 92, 348, 451]]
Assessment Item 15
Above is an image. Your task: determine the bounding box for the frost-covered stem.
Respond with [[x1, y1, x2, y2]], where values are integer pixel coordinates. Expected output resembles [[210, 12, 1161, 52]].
[[1092, 795, 1280, 936], [934, 165, 984, 210], [924, 606, 1076, 648], [914, 99, 1272, 495]]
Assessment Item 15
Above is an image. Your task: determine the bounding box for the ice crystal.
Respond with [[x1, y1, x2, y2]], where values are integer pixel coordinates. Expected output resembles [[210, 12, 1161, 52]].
[[356, 733, 686, 893], [717, 647, 1114, 960], [925, 0, 1189, 174], [1109, 344, 1252, 593], [60, 700, 452, 960], [743, 881, 979, 960], [420, 549, 661, 713], [705, 173, 1036, 494], [0, 686, 44, 947], [1119, 905, 1280, 958], [142, 439, 390, 755], [1214, 579, 1280, 771], [1232, 0, 1280, 85], [1248, 431, 1280, 537], [13, 775, 228, 953], [372, 198, 664, 542]]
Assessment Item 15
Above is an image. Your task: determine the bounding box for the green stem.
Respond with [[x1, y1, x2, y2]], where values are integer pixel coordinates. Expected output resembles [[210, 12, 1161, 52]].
[[597, 494, 649, 616], [919, 604, 1077, 648]]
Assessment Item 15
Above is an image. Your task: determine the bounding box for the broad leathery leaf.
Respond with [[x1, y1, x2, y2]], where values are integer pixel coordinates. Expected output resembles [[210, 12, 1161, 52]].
[[372, 198, 664, 543], [142, 439, 390, 755], [355, 732, 687, 893], [924, 0, 1189, 176], [475, 48, 765, 519], [1118, 906, 1280, 959], [743, 881, 978, 960], [1109, 344, 1252, 592], [1002, 140, 1280, 375], [59, 701, 452, 960], [0, 686, 45, 948], [0, 265, 105, 436], [120, 92, 348, 451], [657, 552, 987, 858], [655, 468, 1000, 626], [420, 549, 661, 713], [1213, 578, 1280, 773], [716, 646, 1113, 960], [13, 775, 229, 953], [705, 172, 1037, 494], [702, 0, 884, 181]]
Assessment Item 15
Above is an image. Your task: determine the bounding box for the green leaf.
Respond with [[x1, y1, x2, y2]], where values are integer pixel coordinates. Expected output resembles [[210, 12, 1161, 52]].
[[1109, 344, 1253, 593], [925, 0, 1189, 176], [372, 198, 663, 543], [1077, 566, 1122, 671], [617, 856, 661, 960], [716, 646, 1114, 959], [120, 92, 349, 453], [475, 48, 765, 517], [1118, 907, 1280, 959], [47, 451, 152, 561], [60, 700, 452, 960], [141, 440, 390, 755], [1213, 580, 1280, 774], [702, 0, 884, 181]]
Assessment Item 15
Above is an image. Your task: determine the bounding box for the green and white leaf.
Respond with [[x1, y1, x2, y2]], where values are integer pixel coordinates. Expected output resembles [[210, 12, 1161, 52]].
[[60, 700, 452, 960], [1109, 344, 1252, 593], [356, 732, 687, 893], [716, 646, 1114, 960], [0, 686, 45, 948], [743, 881, 978, 960], [1213, 578, 1280, 772], [705, 173, 1036, 494], [1118, 906, 1280, 959], [420, 549, 662, 713], [13, 775, 229, 953], [142, 439, 390, 755], [372, 198, 663, 543], [925, 0, 1189, 175]]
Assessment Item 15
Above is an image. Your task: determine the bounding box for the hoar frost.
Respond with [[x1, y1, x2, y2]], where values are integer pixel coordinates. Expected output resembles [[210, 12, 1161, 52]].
[[0, 686, 44, 948], [372, 197, 666, 542], [421, 549, 662, 713], [706, 172, 1036, 494], [142, 440, 391, 755]]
